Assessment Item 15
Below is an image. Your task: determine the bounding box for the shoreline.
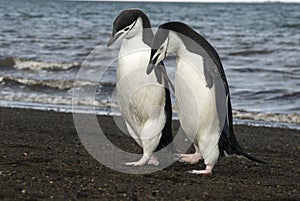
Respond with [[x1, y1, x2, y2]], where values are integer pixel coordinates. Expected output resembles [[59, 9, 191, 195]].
[[1, 107, 299, 200], [0, 102, 299, 130]]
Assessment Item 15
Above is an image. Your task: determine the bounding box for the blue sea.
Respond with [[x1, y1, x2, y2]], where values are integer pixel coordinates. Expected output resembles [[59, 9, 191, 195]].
[[0, 1, 299, 129]]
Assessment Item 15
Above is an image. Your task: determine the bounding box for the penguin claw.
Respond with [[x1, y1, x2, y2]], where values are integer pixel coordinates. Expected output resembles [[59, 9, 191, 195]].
[[147, 157, 160, 166], [172, 156, 180, 161], [124, 160, 147, 166], [124, 155, 159, 166], [186, 169, 213, 176], [174, 153, 181, 158], [177, 158, 187, 163], [123, 161, 159, 166], [185, 170, 195, 174], [177, 153, 202, 164], [186, 164, 214, 176], [174, 154, 185, 162], [124, 162, 140, 166]]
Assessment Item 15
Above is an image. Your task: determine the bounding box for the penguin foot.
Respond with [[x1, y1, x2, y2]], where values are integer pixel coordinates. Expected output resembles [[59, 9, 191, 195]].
[[147, 154, 159, 166], [124, 155, 159, 166], [187, 170, 212, 176], [177, 153, 202, 164], [125, 160, 147, 166], [186, 165, 213, 176], [125, 156, 149, 166]]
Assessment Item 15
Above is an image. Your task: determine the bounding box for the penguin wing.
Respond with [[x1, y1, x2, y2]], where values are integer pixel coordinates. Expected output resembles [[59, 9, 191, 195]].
[[193, 37, 230, 96], [209, 54, 230, 95], [154, 61, 175, 93]]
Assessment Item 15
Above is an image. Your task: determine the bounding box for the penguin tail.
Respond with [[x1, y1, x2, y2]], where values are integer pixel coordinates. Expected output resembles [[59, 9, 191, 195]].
[[219, 118, 267, 164], [239, 150, 267, 164], [219, 95, 267, 164]]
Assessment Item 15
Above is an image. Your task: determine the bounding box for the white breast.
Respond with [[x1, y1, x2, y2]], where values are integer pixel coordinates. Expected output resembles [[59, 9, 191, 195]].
[[116, 35, 165, 134], [175, 51, 220, 141]]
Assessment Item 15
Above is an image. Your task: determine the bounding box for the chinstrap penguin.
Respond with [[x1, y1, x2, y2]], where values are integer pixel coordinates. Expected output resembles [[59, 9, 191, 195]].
[[107, 9, 173, 166], [147, 21, 265, 175]]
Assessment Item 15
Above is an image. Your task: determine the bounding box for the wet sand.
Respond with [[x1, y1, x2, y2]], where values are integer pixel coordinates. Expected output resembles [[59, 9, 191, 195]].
[[0, 108, 299, 200]]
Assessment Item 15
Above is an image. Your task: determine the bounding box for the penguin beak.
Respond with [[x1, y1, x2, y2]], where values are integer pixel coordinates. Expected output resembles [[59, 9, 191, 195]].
[[147, 49, 160, 74], [107, 32, 122, 47]]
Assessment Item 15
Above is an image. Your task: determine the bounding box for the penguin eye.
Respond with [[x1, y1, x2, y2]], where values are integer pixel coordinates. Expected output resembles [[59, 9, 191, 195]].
[[159, 46, 164, 51], [124, 27, 130, 31]]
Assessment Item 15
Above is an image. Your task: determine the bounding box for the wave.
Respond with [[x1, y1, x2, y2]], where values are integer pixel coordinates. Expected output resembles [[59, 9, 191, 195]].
[[0, 57, 80, 71], [281, 23, 300, 29], [0, 76, 116, 90], [229, 66, 299, 76], [0, 91, 118, 108], [232, 110, 300, 124], [1, 76, 75, 89], [233, 89, 300, 102], [172, 104, 299, 125], [19, 13, 44, 19], [228, 49, 274, 56], [0, 83, 298, 127], [0, 93, 298, 128], [266, 91, 300, 101], [0, 57, 16, 67]]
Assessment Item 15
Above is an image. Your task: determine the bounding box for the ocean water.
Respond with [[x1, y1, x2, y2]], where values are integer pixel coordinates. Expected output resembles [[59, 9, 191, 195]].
[[0, 1, 299, 129]]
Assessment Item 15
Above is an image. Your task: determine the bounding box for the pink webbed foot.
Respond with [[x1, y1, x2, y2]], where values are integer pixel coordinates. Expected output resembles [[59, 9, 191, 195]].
[[187, 164, 214, 176], [125, 161, 146, 166], [125, 154, 159, 166], [147, 154, 159, 166], [125, 156, 149, 166], [177, 153, 202, 164]]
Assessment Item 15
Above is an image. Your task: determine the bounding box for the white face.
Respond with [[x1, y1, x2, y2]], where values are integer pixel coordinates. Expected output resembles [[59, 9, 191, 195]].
[[115, 20, 137, 39], [124, 17, 143, 39], [119, 21, 136, 35]]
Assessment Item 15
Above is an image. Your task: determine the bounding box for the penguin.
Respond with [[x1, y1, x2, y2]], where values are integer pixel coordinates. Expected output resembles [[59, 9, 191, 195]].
[[147, 22, 265, 175], [107, 9, 173, 166]]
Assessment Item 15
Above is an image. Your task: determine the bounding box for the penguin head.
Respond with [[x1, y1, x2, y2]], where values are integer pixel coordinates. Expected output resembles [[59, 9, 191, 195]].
[[107, 9, 152, 47], [148, 22, 194, 74], [147, 26, 178, 74]]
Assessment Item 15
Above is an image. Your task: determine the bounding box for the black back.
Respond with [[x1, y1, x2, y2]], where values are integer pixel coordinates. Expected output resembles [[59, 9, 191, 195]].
[[157, 22, 228, 91]]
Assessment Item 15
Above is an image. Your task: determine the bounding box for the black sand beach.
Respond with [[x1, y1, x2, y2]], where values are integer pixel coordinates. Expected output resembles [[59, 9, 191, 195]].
[[0, 107, 299, 200]]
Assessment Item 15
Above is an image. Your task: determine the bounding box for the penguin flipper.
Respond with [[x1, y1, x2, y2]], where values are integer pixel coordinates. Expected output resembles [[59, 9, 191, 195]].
[[154, 62, 175, 93], [154, 62, 175, 153]]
